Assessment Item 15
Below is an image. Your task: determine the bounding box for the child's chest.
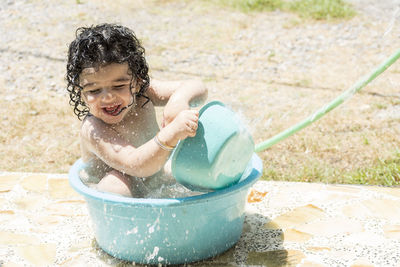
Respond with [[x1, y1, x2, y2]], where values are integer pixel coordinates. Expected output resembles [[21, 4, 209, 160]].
[[112, 103, 160, 146]]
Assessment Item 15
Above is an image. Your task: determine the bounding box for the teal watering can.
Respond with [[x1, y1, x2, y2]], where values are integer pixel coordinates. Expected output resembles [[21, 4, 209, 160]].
[[172, 48, 400, 191], [171, 101, 255, 191]]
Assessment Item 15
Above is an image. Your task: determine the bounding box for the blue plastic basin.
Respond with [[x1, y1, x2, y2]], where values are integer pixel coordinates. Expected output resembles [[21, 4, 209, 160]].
[[68, 154, 262, 265]]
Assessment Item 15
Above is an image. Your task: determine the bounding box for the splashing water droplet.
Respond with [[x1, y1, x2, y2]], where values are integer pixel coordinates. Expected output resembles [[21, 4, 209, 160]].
[[127, 226, 138, 235], [145, 246, 159, 261]]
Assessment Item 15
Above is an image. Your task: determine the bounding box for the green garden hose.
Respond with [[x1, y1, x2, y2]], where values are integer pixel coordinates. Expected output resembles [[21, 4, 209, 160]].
[[254, 48, 400, 153]]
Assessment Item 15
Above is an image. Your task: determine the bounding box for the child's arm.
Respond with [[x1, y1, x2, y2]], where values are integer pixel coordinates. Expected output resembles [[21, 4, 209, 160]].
[[147, 79, 208, 127], [81, 109, 198, 178]]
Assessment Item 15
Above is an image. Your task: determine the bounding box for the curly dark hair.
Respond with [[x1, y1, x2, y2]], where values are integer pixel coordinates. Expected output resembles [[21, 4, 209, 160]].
[[66, 23, 150, 120]]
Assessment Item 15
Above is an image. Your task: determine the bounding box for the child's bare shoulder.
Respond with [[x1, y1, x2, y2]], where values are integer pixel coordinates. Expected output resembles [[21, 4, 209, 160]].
[[80, 116, 109, 143]]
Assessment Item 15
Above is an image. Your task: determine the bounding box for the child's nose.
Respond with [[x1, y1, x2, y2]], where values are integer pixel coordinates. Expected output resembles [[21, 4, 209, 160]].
[[101, 89, 116, 101]]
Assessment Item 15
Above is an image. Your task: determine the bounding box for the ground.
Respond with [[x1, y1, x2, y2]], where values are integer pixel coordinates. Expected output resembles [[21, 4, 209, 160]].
[[0, 0, 399, 184], [1, 2, 400, 266]]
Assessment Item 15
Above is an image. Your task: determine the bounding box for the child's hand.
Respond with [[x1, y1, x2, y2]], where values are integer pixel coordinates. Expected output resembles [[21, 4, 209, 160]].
[[169, 109, 199, 140], [159, 109, 199, 147]]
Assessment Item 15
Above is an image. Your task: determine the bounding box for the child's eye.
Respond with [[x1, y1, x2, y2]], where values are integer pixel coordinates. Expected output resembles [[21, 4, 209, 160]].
[[87, 89, 101, 95], [113, 84, 128, 90]]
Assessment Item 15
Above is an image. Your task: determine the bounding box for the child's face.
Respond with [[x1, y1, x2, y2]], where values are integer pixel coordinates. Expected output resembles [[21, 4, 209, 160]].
[[80, 63, 137, 124]]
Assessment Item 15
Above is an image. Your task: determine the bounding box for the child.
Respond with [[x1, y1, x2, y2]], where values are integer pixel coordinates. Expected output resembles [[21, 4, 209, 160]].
[[66, 23, 207, 197]]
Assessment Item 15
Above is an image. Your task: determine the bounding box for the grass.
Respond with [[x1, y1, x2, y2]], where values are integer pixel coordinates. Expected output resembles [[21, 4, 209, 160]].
[[262, 152, 400, 186], [0, 92, 80, 173], [214, 0, 284, 12], [346, 153, 400, 186], [288, 0, 356, 20], [209, 0, 356, 20], [2, 90, 397, 186]]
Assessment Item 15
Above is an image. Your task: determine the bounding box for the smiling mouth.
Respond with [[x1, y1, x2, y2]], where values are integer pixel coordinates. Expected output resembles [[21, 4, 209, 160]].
[[103, 104, 123, 116]]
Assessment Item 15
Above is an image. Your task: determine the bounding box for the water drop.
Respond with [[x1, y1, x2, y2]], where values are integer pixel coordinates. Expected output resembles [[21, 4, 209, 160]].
[[145, 246, 159, 261], [127, 226, 138, 235]]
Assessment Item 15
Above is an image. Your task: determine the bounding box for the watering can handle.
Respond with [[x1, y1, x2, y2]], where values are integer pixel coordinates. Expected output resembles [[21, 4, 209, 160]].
[[254, 48, 400, 153]]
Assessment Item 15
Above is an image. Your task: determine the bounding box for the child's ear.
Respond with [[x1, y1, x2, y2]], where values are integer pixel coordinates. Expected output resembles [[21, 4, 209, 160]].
[[131, 79, 141, 94]]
